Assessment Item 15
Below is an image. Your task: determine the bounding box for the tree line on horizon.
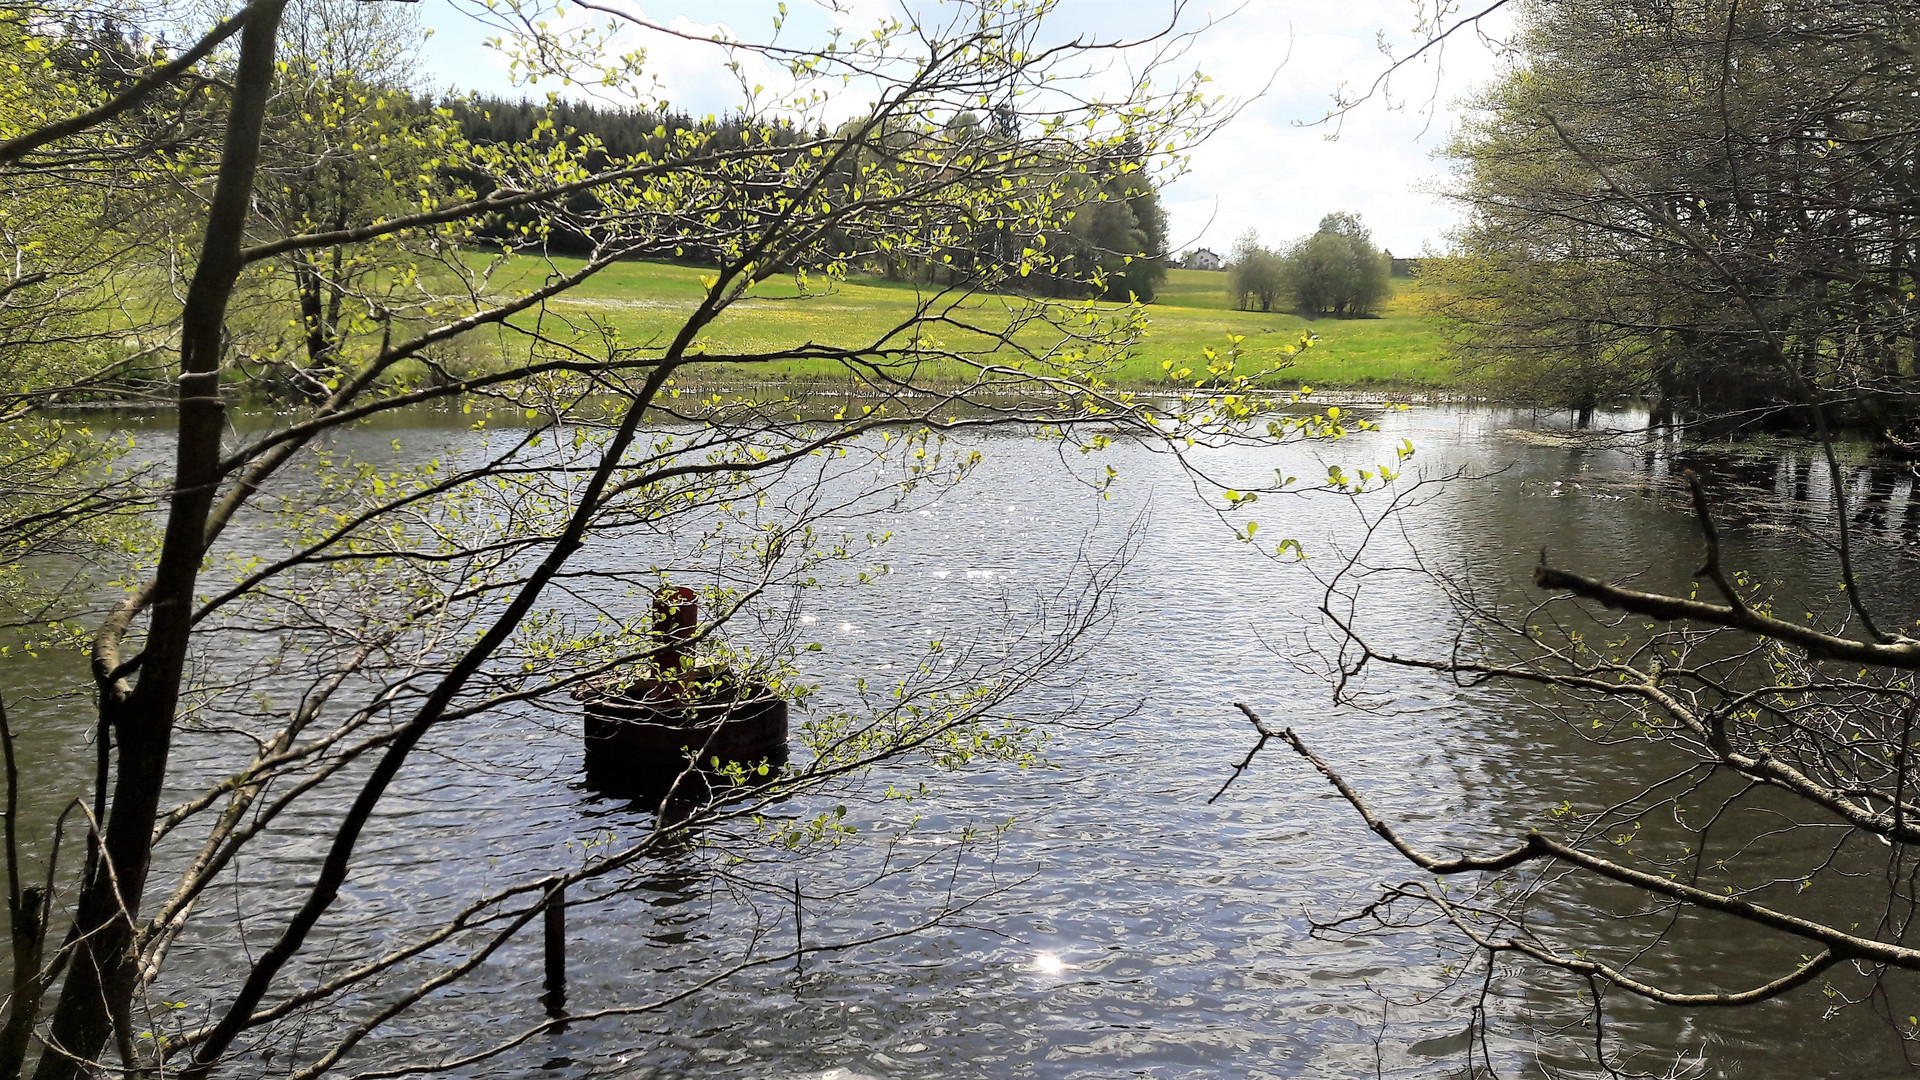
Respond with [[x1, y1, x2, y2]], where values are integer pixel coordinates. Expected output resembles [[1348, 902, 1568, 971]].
[[447, 97, 1170, 302]]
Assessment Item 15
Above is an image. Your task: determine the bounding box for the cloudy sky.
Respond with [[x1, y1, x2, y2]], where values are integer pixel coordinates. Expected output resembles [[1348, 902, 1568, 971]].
[[413, 0, 1513, 258]]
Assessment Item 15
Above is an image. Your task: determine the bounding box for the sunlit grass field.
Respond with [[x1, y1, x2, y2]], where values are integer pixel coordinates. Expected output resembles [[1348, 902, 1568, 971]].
[[476, 258, 1451, 392]]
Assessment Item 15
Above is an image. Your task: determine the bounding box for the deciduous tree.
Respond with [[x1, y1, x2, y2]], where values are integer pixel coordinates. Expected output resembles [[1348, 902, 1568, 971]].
[[0, 3, 1342, 1078], [1284, 211, 1388, 317], [1217, 8, 1920, 1071], [1226, 228, 1285, 312], [1431, 0, 1920, 434]]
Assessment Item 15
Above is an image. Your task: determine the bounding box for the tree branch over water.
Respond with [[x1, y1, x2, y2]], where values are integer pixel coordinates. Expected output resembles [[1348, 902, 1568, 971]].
[[0, 1, 1367, 1075]]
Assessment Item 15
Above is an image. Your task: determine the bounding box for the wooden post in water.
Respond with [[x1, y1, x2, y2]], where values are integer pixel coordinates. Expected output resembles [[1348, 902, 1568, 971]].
[[542, 877, 566, 1016]]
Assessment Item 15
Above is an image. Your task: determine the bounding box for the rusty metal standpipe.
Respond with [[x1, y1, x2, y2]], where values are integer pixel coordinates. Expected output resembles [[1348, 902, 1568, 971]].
[[651, 586, 698, 681]]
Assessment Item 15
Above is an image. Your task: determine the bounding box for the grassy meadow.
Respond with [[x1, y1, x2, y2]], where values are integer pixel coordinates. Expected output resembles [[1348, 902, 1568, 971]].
[[474, 259, 1451, 393]]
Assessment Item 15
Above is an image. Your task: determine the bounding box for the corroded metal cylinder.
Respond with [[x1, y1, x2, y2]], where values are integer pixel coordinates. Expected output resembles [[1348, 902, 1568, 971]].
[[579, 587, 789, 802], [582, 679, 789, 799]]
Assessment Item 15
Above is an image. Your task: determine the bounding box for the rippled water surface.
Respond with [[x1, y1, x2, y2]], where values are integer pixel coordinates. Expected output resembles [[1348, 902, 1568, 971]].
[[13, 402, 1920, 1079]]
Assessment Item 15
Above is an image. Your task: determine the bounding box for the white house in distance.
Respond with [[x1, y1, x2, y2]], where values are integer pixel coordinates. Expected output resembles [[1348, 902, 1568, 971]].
[[1181, 247, 1223, 271]]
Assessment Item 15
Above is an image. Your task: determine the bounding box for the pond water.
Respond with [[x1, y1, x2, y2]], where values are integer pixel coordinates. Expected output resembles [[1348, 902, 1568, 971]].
[[10, 401, 1920, 1079]]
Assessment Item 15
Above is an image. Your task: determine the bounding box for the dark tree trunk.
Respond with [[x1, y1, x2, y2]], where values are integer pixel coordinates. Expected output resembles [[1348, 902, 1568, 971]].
[[294, 255, 330, 368], [31, 4, 289, 1076]]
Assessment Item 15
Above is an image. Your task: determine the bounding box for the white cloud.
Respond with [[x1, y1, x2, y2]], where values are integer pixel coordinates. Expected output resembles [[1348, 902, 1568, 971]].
[[1157, 0, 1512, 256]]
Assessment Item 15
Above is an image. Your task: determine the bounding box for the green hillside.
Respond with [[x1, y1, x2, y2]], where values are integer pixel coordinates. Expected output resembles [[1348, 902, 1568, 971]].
[[471, 259, 1451, 392]]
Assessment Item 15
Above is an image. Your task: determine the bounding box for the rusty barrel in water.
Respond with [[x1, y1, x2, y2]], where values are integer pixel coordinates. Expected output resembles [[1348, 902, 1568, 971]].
[[581, 675, 789, 800], [581, 586, 790, 802]]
